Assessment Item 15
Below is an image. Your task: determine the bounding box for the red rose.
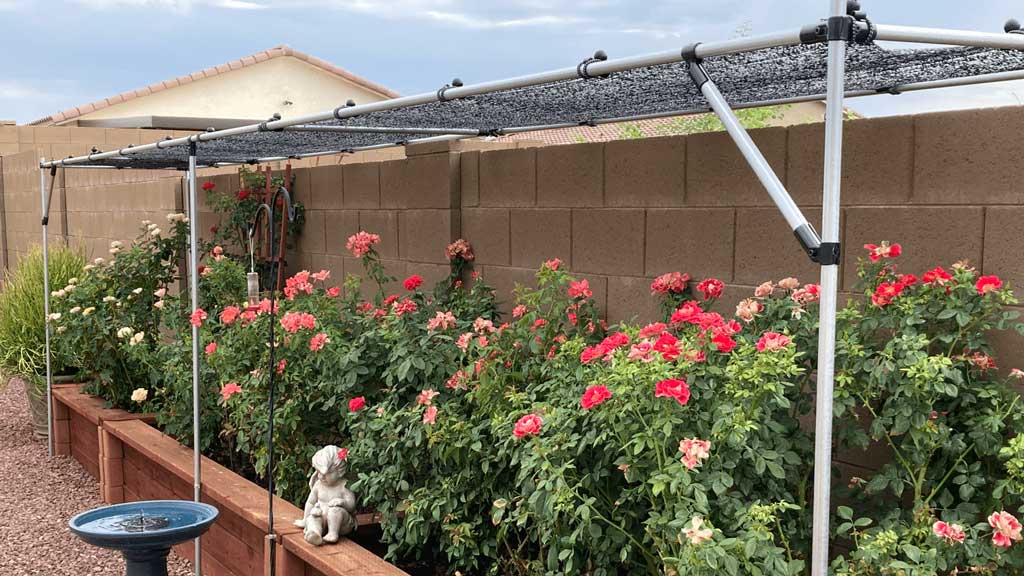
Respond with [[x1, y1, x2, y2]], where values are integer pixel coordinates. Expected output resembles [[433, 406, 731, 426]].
[[403, 275, 423, 291], [201, 181, 216, 191], [568, 279, 592, 299], [337, 448, 348, 461], [654, 378, 691, 406], [923, 267, 953, 285], [976, 275, 1003, 295], [580, 385, 612, 410], [513, 414, 543, 438], [696, 278, 724, 300], [237, 189, 251, 201], [348, 397, 366, 412]]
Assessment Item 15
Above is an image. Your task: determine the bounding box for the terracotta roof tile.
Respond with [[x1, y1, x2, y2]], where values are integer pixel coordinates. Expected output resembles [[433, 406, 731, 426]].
[[30, 44, 400, 125]]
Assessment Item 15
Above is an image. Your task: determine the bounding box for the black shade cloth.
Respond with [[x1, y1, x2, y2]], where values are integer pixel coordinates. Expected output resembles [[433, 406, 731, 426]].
[[61, 42, 1024, 169]]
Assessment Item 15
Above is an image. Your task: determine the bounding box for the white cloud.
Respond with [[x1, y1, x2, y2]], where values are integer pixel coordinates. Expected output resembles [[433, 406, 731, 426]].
[[69, 0, 265, 12]]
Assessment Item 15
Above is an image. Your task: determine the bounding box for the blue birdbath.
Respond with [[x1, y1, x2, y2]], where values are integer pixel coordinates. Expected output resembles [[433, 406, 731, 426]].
[[69, 500, 219, 576]]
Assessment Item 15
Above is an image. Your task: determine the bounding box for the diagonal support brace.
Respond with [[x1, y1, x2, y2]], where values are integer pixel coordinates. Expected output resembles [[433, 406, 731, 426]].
[[687, 60, 835, 264]]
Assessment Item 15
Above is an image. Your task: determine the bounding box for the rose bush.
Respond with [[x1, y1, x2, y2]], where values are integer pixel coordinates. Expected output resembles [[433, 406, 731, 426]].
[[47, 220, 1024, 575]]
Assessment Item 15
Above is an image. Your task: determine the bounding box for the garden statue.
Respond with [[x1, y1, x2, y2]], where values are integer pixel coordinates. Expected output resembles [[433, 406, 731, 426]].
[[293, 445, 357, 545]]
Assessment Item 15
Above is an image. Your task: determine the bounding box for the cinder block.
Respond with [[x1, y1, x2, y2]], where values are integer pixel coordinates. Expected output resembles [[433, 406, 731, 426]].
[[461, 150, 480, 207], [606, 276, 664, 325], [510, 208, 570, 269], [68, 127, 108, 146], [605, 136, 686, 207], [309, 164, 343, 209], [398, 209, 454, 264], [983, 207, 1024, 290], [843, 206, 984, 288], [323, 210, 360, 256], [536, 143, 603, 207], [0, 125, 16, 143], [571, 209, 645, 276], [479, 148, 536, 207], [33, 127, 70, 144], [687, 126, 787, 206], [788, 116, 913, 206], [645, 208, 734, 280], [290, 167, 312, 205], [734, 207, 825, 288], [104, 129, 142, 149], [405, 262, 453, 290], [343, 162, 380, 209], [479, 265, 537, 315], [990, 308, 1024, 377], [295, 209, 326, 254], [914, 107, 1024, 204], [357, 210, 399, 258], [380, 153, 455, 209], [461, 208, 510, 265]]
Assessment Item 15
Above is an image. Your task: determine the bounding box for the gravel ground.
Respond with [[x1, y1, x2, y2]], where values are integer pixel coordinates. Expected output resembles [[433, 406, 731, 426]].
[[0, 378, 192, 575]]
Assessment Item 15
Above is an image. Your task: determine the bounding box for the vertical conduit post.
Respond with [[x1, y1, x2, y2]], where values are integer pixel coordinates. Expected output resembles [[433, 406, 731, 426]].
[[40, 161, 53, 458], [186, 142, 203, 576], [811, 1, 848, 574]]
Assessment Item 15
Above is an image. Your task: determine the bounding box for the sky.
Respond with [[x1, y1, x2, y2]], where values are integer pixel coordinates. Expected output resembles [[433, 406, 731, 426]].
[[3, 0, 1024, 124]]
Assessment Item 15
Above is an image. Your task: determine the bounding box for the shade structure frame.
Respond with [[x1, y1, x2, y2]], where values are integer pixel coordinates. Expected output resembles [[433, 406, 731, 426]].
[[34, 6, 1024, 573]]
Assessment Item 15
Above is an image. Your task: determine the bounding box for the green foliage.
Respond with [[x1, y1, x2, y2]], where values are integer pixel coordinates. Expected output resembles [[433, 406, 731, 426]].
[[0, 244, 85, 388], [50, 216, 188, 409], [655, 105, 790, 136]]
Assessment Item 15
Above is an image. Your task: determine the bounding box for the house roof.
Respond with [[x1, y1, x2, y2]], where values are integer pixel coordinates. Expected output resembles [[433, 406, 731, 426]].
[[29, 45, 401, 126], [497, 116, 693, 145]]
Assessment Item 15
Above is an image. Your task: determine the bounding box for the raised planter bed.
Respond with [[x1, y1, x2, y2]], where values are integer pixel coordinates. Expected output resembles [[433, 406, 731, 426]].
[[53, 387, 407, 576]]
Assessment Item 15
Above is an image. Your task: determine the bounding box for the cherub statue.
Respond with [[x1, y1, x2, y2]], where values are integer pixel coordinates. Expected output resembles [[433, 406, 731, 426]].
[[293, 445, 357, 545]]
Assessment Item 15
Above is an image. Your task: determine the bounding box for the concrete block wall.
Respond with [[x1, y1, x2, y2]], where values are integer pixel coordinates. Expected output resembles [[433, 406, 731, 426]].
[[2, 108, 1023, 371]]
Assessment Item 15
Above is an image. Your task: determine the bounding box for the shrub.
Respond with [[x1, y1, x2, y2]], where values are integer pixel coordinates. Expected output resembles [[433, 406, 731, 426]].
[[50, 216, 189, 409], [0, 244, 85, 385]]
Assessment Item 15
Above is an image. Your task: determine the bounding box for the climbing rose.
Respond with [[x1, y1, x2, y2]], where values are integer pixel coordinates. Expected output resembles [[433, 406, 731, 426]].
[[455, 332, 473, 351], [678, 438, 711, 470], [568, 279, 592, 299], [655, 378, 690, 406], [201, 181, 216, 191], [976, 275, 1003, 295], [542, 258, 562, 271], [219, 305, 240, 324], [220, 383, 242, 401], [403, 275, 423, 291], [130, 388, 148, 403], [923, 266, 953, 285], [651, 272, 690, 295], [933, 521, 966, 545], [653, 332, 681, 361], [684, 517, 714, 545], [345, 231, 381, 258], [276, 359, 286, 375], [236, 189, 251, 201], [473, 317, 495, 333], [512, 305, 527, 318], [513, 414, 543, 438], [864, 242, 901, 262], [422, 406, 438, 425], [309, 332, 330, 352], [696, 278, 724, 300], [445, 239, 475, 262], [899, 273, 919, 286], [205, 342, 217, 356], [628, 341, 655, 362], [311, 269, 330, 282], [735, 298, 763, 323], [757, 332, 793, 352], [580, 385, 612, 410], [326, 286, 341, 298], [189, 308, 208, 328], [989, 511, 1023, 548], [417, 389, 440, 406], [670, 301, 703, 325]]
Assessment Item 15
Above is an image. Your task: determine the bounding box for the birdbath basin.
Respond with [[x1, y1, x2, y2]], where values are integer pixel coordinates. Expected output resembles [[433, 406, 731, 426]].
[[69, 500, 218, 576]]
